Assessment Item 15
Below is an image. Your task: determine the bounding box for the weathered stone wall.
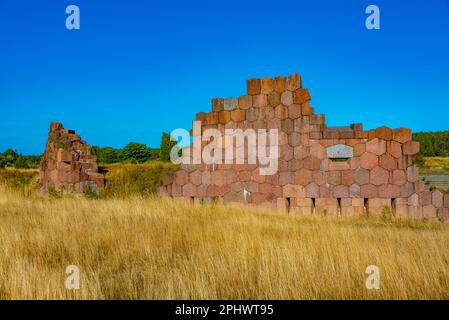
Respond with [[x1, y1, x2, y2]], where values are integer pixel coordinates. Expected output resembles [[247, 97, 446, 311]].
[[159, 74, 449, 221], [40, 122, 104, 193]]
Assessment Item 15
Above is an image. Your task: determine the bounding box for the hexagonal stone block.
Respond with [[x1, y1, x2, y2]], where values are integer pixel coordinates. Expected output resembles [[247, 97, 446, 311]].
[[349, 184, 361, 197], [294, 146, 309, 159], [282, 119, 294, 135], [366, 138, 386, 155], [218, 111, 231, 124], [391, 170, 406, 185], [419, 190, 432, 206], [400, 182, 414, 198], [206, 112, 219, 125], [212, 98, 224, 112], [238, 95, 252, 109], [326, 171, 341, 185], [398, 155, 412, 170], [261, 77, 274, 94], [379, 154, 397, 170], [286, 73, 301, 91], [309, 114, 325, 125], [182, 183, 197, 197], [303, 156, 321, 170], [354, 143, 366, 157], [274, 104, 288, 119], [289, 132, 306, 147], [312, 171, 326, 186], [422, 205, 437, 220], [432, 190, 444, 207], [361, 184, 378, 198], [333, 185, 349, 198], [375, 126, 393, 140], [274, 76, 287, 93], [268, 92, 280, 107], [319, 184, 333, 197], [406, 165, 419, 182], [341, 170, 354, 186], [387, 141, 402, 158], [230, 109, 246, 122], [247, 78, 261, 95], [175, 170, 188, 186], [288, 104, 302, 119], [370, 166, 389, 186], [293, 88, 311, 105], [301, 102, 314, 115], [438, 208, 449, 221], [403, 141, 420, 155], [189, 170, 202, 186], [253, 94, 268, 108], [354, 168, 370, 185], [295, 168, 312, 185], [378, 184, 401, 198], [246, 108, 259, 122], [281, 91, 293, 106], [224, 98, 238, 111], [393, 128, 412, 143], [305, 182, 320, 198], [360, 152, 379, 170], [283, 184, 305, 198], [279, 171, 293, 186], [310, 143, 326, 159], [211, 170, 226, 186]]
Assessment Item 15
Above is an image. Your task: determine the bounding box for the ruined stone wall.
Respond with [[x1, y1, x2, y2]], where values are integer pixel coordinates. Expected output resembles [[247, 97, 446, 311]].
[[40, 122, 104, 193], [159, 74, 449, 221]]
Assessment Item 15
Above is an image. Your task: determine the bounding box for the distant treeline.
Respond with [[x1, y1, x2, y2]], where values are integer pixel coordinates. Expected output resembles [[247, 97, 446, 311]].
[[0, 132, 176, 168], [1, 131, 447, 169], [0, 149, 40, 169], [412, 131, 449, 157], [92, 132, 176, 164]]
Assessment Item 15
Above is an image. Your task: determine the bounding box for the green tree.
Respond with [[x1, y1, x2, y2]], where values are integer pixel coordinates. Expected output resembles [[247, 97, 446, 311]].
[[122, 142, 153, 163], [92, 146, 124, 164], [2, 149, 19, 166], [159, 132, 177, 162]]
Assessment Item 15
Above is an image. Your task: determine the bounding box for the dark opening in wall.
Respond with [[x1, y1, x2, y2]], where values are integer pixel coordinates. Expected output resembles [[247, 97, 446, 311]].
[[329, 158, 350, 162], [286, 198, 291, 213], [312, 198, 316, 215], [364, 198, 369, 215], [391, 198, 396, 215], [337, 198, 342, 216]]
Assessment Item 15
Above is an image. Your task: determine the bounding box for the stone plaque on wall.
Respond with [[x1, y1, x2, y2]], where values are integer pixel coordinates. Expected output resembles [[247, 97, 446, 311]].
[[326, 144, 354, 159]]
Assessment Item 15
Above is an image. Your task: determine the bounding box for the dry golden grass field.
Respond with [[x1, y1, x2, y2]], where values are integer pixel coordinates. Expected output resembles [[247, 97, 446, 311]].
[[1, 179, 449, 300]]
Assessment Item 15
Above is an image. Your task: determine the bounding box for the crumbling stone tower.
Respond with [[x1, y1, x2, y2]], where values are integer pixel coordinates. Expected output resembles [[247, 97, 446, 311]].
[[40, 122, 104, 193], [159, 73, 449, 221]]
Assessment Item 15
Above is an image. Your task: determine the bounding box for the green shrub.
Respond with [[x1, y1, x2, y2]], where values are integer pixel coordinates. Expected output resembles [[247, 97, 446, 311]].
[[48, 187, 63, 199], [159, 132, 177, 162], [122, 142, 154, 163], [84, 188, 101, 199], [103, 162, 178, 197], [381, 206, 393, 221]]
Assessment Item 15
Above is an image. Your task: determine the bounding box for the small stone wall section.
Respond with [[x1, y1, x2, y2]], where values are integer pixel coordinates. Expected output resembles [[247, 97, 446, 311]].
[[159, 74, 449, 221], [40, 122, 104, 193]]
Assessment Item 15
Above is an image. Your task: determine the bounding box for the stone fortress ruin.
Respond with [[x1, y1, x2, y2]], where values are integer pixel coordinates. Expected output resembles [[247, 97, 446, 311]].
[[159, 73, 449, 220], [40, 122, 104, 193]]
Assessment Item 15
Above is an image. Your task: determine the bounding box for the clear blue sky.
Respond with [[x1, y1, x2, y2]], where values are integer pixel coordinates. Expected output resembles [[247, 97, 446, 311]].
[[1, 0, 448, 155]]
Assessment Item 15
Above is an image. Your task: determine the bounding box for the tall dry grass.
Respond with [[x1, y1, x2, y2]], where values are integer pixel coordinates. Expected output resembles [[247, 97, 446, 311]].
[[1, 186, 449, 300]]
